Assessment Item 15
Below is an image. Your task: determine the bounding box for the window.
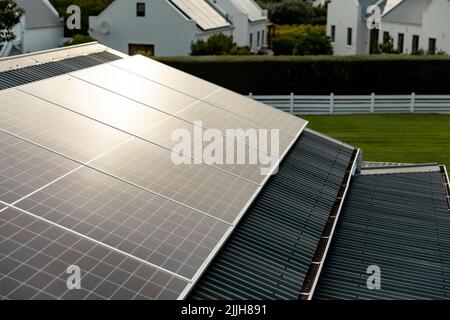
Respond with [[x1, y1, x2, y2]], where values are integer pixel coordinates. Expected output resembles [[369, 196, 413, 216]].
[[429, 38, 436, 54], [412, 35, 419, 54], [347, 27, 352, 46], [383, 31, 390, 43], [137, 2, 146, 17], [397, 33, 404, 53], [331, 25, 336, 42], [257, 31, 260, 48], [262, 30, 265, 47], [250, 33, 253, 49]]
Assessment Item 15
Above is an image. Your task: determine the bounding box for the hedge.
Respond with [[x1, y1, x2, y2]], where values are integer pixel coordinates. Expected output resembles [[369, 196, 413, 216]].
[[155, 55, 450, 95]]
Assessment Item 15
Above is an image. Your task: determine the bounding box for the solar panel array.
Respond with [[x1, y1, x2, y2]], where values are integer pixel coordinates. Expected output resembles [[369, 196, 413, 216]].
[[0, 51, 307, 299], [170, 0, 230, 30]]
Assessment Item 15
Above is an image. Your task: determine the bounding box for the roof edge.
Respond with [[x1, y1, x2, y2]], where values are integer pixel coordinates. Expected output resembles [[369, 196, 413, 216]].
[[299, 148, 360, 300], [360, 163, 441, 175]]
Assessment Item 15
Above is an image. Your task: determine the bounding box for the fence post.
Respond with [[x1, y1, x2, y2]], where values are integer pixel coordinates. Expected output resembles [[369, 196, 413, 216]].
[[290, 92, 294, 114], [410, 92, 415, 113], [371, 93, 375, 113], [249, 92, 253, 99], [330, 93, 334, 115]]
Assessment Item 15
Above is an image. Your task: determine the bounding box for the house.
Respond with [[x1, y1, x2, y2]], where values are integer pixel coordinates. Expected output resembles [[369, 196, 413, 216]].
[[0, 0, 64, 57], [89, 0, 234, 56], [212, 0, 269, 52], [89, 0, 269, 56], [328, 0, 450, 55]]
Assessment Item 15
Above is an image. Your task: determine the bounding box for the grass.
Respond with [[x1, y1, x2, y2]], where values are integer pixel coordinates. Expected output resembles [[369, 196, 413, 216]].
[[302, 114, 450, 166]]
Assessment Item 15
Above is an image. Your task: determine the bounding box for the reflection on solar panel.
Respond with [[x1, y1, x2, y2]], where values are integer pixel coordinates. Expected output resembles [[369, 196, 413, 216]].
[[109, 55, 307, 140], [170, 0, 230, 30], [0, 46, 307, 299]]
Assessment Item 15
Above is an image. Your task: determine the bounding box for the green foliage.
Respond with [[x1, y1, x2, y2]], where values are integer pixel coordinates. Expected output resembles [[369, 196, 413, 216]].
[[293, 26, 333, 55], [272, 25, 332, 55], [259, 0, 327, 25], [191, 34, 251, 56], [50, 0, 114, 34], [0, 0, 24, 42], [156, 55, 450, 95], [62, 34, 95, 47], [372, 35, 399, 54]]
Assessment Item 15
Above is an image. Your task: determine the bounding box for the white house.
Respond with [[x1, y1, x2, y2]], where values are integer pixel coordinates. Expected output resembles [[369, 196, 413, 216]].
[[89, 0, 233, 56], [213, 0, 269, 52], [328, 0, 450, 55], [89, 0, 269, 56], [0, 0, 64, 57]]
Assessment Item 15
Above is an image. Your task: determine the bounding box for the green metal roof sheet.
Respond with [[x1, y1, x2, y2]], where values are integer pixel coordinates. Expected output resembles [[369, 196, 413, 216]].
[[314, 171, 450, 300], [189, 130, 355, 300]]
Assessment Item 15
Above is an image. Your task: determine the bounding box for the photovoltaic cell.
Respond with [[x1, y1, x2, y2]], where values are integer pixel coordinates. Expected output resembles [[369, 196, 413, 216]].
[[170, 0, 230, 30], [20, 76, 272, 184], [0, 90, 129, 163], [71, 63, 294, 156], [0, 132, 79, 204], [110, 56, 307, 138], [15, 166, 230, 279], [90, 138, 260, 224], [0, 207, 188, 300]]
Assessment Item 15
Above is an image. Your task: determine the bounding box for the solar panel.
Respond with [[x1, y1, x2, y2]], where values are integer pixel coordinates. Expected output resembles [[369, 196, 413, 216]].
[[15, 166, 230, 279], [71, 63, 297, 156], [20, 75, 274, 184], [89, 138, 260, 224], [0, 49, 308, 300], [0, 90, 129, 163], [0, 132, 79, 204], [170, 0, 230, 30], [110, 56, 307, 139], [0, 207, 188, 300]]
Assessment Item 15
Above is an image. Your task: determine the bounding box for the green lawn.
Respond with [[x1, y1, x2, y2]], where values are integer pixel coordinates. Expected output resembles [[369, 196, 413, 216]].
[[302, 114, 450, 166]]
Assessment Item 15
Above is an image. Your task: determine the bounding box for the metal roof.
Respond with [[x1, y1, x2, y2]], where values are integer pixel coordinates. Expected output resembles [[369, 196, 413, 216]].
[[229, 0, 267, 22], [0, 45, 123, 90], [314, 170, 450, 299], [382, 0, 431, 25], [189, 130, 355, 300], [16, 0, 62, 29]]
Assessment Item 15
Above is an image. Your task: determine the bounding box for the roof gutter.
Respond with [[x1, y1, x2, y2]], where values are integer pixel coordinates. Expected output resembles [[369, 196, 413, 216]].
[[440, 165, 450, 214], [298, 148, 360, 300]]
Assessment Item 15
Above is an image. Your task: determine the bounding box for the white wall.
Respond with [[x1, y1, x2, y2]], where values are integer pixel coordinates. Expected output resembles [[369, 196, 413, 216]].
[[89, 0, 198, 56], [379, 23, 423, 54], [22, 27, 64, 54], [327, 0, 368, 55], [248, 21, 267, 52], [421, 0, 450, 54]]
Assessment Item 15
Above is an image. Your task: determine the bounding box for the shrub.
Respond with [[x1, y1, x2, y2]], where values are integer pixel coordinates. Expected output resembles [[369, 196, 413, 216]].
[[62, 34, 95, 47], [156, 55, 450, 95], [191, 34, 251, 56]]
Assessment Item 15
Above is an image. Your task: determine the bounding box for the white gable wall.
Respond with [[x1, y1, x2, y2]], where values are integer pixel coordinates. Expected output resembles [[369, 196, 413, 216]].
[[421, 0, 450, 53], [89, 0, 197, 56], [22, 26, 64, 54], [328, 0, 368, 55]]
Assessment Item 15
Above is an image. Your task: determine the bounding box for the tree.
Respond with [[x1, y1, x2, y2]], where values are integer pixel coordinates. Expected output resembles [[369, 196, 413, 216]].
[[191, 34, 251, 56], [0, 0, 24, 42], [259, 0, 327, 25], [293, 26, 333, 55]]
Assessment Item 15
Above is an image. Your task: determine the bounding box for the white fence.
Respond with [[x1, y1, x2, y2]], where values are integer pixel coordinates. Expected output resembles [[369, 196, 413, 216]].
[[250, 93, 450, 115]]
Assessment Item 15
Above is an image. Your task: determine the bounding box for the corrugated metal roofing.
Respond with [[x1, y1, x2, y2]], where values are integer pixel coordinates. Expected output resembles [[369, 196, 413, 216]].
[[189, 130, 355, 300], [314, 171, 450, 300], [0, 51, 122, 90], [382, 0, 431, 25]]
